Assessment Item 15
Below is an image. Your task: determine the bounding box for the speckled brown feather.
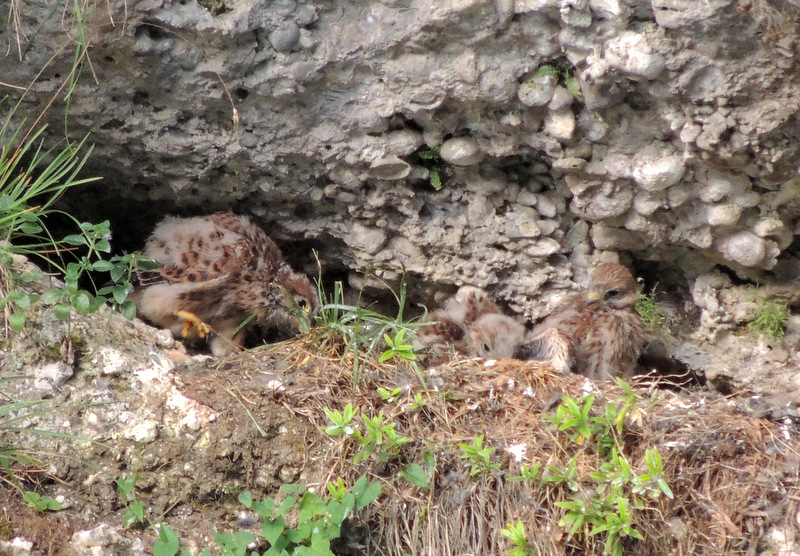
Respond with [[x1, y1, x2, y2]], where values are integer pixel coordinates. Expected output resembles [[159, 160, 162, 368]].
[[518, 263, 647, 379], [133, 212, 319, 356], [415, 287, 512, 359]]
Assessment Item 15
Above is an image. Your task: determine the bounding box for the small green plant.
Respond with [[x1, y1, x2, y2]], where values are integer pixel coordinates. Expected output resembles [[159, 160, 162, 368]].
[[402, 450, 436, 491], [636, 286, 666, 329], [541, 456, 579, 492], [407, 391, 427, 411], [547, 394, 595, 445], [409, 146, 454, 191], [530, 63, 582, 97], [309, 270, 425, 383], [33, 222, 158, 324], [501, 521, 536, 556], [546, 386, 673, 555], [509, 461, 542, 482], [233, 477, 381, 556], [355, 413, 412, 463], [377, 386, 404, 403], [458, 435, 501, 477], [322, 405, 412, 463], [0, 119, 158, 332], [322, 403, 357, 436], [153, 525, 196, 556], [556, 488, 643, 556], [632, 449, 673, 501], [748, 297, 790, 339], [115, 475, 146, 528], [379, 329, 417, 364], [151, 478, 380, 556], [22, 491, 62, 512]]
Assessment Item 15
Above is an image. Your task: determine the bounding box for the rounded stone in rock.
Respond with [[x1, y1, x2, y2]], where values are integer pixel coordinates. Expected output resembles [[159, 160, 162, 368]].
[[604, 32, 665, 79], [716, 231, 767, 268], [578, 111, 609, 141], [517, 73, 557, 107], [439, 137, 485, 166], [544, 109, 576, 141], [269, 23, 300, 52], [632, 155, 685, 191], [370, 155, 411, 180], [706, 203, 742, 227], [752, 217, 784, 238], [548, 86, 574, 111]]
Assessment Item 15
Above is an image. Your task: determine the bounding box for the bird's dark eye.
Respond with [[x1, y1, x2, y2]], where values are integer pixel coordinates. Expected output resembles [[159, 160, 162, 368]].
[[298, 299, 308, 309], [607, 289, 621, 298], [482, 341, 492, 354]]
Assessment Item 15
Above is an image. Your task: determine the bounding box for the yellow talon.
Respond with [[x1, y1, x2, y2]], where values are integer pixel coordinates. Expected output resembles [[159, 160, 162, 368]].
[[175, 310, 211, 338]]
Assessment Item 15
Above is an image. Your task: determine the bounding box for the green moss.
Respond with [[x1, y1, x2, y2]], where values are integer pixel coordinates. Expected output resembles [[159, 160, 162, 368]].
[[636, 288, 666, 329], [747, 297, 790, 339]]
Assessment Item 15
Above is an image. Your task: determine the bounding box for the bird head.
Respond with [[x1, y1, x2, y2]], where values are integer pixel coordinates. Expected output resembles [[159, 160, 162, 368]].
[[585, 263, 638, 309], [467, 313, 525, 359], [276, 267, 320, 332]]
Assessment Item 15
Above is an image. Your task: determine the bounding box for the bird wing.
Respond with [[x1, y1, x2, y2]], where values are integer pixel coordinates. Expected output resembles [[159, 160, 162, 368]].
[[141, 213, 258, 286]]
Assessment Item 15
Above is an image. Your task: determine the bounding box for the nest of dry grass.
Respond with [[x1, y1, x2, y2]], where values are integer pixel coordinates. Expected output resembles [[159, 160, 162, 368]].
[[236, 337, 800, 556]]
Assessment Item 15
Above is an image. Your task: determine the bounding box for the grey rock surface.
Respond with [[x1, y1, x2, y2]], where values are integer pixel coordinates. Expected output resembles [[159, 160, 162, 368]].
[[3, 0, 800, 323]]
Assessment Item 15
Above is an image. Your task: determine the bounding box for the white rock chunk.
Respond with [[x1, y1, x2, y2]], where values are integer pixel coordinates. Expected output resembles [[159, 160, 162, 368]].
[[716, 231, 767, 267], [632, 153, 685, 191], [544, 109, 576, 141], [439, 137, 485, 166], [370, 155, 411, 180], [604, 32, 665, 79]]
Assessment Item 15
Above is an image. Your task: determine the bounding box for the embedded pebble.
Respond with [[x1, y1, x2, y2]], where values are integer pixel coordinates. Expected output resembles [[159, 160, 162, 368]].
[[347, 223, 387, 254], [536, 219, 559, 236], [96, 347, 128, 376], [33, 362, 74, 397], [439, 137, 485, 166], [71, 524, 123, 554], [604, 32, 665, 79], [551, 157, 587, 172], [591, 223, 644, 251], [590, 0, 622, 18], [716, 231, 767, 267], [517, 190, 538, 206], [269, 23, 300, 52], [633, 191, 666, 216], [525, 238, 561, 257], [385, 129, 423, 156], [632, 154, 685, 191], [370, 155, 411, 180], [700, 170, 749, 202], [577, 111, 609, 141], [548, 86, 574, 111], [1, 537, 34, 555], [753, 217, 784, 237], [668, 183, 692, 208], [732, 191, 760, 209], [123, 419, 159, 443], [535, 194, 559, 218], [517, 72, 557, 107], [706, 203, 742, 226], [544, 109, 576, 141]]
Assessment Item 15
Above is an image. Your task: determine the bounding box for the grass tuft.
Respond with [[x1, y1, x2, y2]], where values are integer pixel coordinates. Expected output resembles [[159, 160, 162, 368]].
[[748, 297, 790, 339]]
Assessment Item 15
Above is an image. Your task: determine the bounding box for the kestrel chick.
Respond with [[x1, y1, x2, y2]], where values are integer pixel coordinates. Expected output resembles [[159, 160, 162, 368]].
[[133, 212, 319, 356], [415, 286, 503, 356], [518, 263, 647, 379], [467, 313, 525, 360]]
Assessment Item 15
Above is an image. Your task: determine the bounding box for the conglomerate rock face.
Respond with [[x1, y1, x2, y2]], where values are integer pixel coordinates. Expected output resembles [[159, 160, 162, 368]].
[[3, 0, 800, 319]]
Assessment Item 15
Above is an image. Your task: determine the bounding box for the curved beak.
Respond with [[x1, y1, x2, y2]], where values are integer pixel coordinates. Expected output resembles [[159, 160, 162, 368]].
[[586, 289, 602, 304]]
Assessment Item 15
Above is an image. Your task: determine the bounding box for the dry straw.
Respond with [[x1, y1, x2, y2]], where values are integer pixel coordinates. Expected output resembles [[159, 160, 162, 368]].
[[239, 338, 800, 555]]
